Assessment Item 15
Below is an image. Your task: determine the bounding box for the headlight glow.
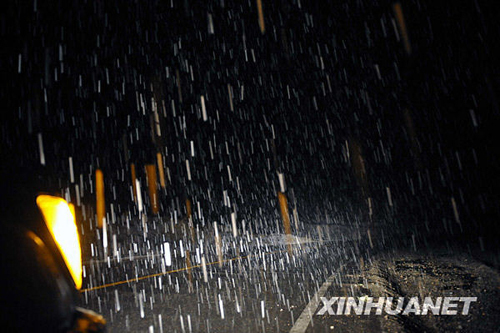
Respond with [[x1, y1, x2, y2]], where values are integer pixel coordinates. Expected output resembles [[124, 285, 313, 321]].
[[36, 195, 82, 290]]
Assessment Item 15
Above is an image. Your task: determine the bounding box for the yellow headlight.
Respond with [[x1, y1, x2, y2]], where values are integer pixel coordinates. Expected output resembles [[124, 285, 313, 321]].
[[36, 195, 82, 290]]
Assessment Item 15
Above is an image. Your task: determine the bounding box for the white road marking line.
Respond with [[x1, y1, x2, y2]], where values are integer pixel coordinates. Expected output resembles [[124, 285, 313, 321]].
[[289, 273, 337, 333]]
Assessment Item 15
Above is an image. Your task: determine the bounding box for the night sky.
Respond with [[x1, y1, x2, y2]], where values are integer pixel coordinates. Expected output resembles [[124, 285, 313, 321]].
[[2, 0, 500, 243]]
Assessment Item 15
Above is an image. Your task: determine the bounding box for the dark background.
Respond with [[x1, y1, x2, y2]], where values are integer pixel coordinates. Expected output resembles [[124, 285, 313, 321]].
[[1, 0, 500, 247]]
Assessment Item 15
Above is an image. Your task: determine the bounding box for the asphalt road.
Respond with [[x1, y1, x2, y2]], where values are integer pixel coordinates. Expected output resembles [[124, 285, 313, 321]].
[[77, 217, 500, 333], [78, 219, 369, 333]]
